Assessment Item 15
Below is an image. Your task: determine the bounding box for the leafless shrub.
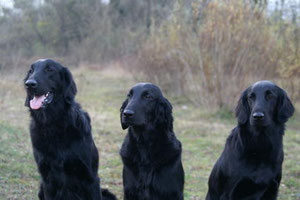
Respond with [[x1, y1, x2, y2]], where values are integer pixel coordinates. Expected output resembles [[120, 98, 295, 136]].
[[129, 0, 299, 110]]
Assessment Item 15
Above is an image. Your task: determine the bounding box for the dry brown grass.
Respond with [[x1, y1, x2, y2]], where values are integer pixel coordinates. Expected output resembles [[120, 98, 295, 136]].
[[127, 0, 300, 110]]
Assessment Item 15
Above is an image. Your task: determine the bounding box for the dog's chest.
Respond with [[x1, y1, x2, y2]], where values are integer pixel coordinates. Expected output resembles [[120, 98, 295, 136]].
[[136, 166, 154, 197], [31, 126, 71, 150], [33, 148, 65, 183], [129, 159, 177, 199], [137, 144, 153, 163], [31, 128, 73, 179], [230, 158, 280, 185], [132, 147, 162, 195]]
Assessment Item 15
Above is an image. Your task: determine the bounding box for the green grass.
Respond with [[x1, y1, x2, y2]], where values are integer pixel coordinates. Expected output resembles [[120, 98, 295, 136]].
[[0, 67, 299, 200]]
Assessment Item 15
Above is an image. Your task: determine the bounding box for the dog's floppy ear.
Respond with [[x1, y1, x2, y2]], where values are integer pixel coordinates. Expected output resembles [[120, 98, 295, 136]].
[[154, 97, 173, 131], [276, 88, 294, 124], [24, 95, 30, 107], [62, 67, 77, 105], [24, 69, 31, 107], [235, 87, 250, 125], [120, 99, 128, 130]]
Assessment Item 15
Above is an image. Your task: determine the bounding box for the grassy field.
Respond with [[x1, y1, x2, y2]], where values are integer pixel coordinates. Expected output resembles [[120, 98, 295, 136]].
[[0, 66, 299, 200]]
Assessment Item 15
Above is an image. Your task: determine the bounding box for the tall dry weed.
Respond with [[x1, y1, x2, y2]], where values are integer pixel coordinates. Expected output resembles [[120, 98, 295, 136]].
[[130, 0, 299, 110]]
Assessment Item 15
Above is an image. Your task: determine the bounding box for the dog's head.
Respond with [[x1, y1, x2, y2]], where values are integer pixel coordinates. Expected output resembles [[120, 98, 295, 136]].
[[236, 80, 294, 127], [120, 83, 173, 131], [24, 59, 77, 110]]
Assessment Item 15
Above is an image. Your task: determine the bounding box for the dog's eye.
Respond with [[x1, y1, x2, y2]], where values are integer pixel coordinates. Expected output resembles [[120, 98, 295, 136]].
[[266, 92, 274, 100], [127, 90, 133, 98], [144, 94, 153, 100], [29, 67, 34, 74], [45, 66, 54, 72], [248, 93, 255, 100]]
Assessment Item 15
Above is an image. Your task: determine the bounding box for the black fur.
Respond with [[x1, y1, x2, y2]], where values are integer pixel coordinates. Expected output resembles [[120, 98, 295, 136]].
[[24, 59, 116, 200], [206, 81, 295, 200], [120, 83, 185, 200]]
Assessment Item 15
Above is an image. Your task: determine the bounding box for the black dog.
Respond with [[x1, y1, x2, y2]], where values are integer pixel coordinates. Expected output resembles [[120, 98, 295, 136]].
[[120, 83, 185, 200], [206, 81, 295, 200], [24, 59, 116, 200]]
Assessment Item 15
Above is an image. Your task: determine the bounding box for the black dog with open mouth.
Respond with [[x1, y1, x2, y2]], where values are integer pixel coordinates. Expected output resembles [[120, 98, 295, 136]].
[[25, 60, 62, 113], [24, 59, 116, 200], [206, 81, 295, 200], [120, 83, 185, 200]]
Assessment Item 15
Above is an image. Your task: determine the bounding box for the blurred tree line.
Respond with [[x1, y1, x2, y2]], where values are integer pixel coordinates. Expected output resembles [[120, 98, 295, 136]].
[[0, 0, 299, 109], [0, 0, 175, 66]]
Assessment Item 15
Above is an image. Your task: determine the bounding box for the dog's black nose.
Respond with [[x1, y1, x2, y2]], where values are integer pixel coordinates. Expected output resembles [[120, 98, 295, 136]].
[[123, 110, 134, 117], [253, 112, 264, 120], [25, 79, 37, 89]]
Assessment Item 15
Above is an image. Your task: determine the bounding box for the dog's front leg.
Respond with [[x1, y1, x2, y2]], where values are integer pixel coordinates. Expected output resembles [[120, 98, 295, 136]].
[[38, 183, 45, 200]]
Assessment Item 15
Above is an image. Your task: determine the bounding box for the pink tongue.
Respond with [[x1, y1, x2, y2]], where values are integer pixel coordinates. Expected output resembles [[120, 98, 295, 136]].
[[30, 95, 46, 110]]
